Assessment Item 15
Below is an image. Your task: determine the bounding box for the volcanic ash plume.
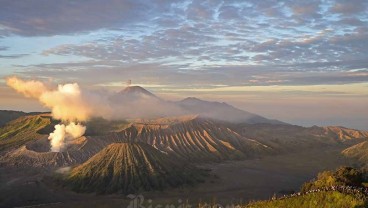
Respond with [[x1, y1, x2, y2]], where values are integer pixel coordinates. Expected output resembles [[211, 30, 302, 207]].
[[6, 76, 189, 151], [6, 77, 93, 152], [39, 83, 93, 122], [5, 76, 48, 98], [49, 123, 86, 152], [6, 76, 94, 122]]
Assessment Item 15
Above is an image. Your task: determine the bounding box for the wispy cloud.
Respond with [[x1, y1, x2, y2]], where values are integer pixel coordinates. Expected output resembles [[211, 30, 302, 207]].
[[0, 0, 368, 129]]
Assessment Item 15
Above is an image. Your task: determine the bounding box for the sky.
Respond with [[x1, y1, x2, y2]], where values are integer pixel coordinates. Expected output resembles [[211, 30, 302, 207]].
[[0, 0, 367, 130]]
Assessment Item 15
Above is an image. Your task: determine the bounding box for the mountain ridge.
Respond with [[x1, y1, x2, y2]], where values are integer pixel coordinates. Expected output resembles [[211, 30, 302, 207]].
[[177, 96, 285, 124], [342, 141, 368, 167], [1, 113, 367, 168], [115, 116, 273, 161], [109, 85, 285, 124]]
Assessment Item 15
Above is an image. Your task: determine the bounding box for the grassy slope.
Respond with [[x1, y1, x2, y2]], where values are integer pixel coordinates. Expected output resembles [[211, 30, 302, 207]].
[[0, 115, 52, 152], [244, 167, 368, 208], [244, 191, 367, 208]]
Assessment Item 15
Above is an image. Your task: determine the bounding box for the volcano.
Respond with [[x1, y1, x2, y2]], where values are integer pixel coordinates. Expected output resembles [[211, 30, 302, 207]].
[[116, 115, 272, 161], [1, 86, 368, 198], [106, 85, 284, 124], [120, 85, 157, 97], [65, 142, 207, 194], [177, 97, 284, 124]]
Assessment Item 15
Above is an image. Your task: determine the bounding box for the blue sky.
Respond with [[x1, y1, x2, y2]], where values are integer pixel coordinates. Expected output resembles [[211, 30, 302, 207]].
[[0, 0, 367, 129]]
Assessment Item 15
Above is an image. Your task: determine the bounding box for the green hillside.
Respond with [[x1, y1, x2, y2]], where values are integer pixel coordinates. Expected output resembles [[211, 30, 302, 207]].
[[240, 167, 368, 208], [0, 114, 52, 152], [244, 191, 366, 208]]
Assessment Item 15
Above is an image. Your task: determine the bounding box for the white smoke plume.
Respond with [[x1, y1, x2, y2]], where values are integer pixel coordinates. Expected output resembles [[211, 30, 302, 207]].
[[6, 76, 100, 122], [48, 124, 66, 152], [65, 122, 86, 138], [39, 83, 94, 122], [6, 76, 95, 152], [6, 76, 48, 98], [6, 76, 189, 151], [6, 76, 185, 121], [49, 123, 86, 152]]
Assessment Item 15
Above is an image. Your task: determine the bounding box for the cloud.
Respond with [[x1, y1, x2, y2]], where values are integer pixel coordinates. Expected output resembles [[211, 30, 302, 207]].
[[186, 0, 214, 21], [290, 1, 321, 18], [1, 0, 368, 92], [1, 1, 367, 63], [330, 0, 368, 14], [338, 18, 366, 26], [0, 46, 29, 59], [33, 2, 367, 72], [11, 60, 368, 90], [0, 54, 29, 59], [1, 0, 367, 131], [0, 0, 156, 36]]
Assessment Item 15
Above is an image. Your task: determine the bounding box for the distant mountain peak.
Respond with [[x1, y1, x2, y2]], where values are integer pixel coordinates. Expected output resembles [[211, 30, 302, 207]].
[[177, 97, 285, 124], [181, 97, 229, 106], [119, 85, 156, 96], [110, 88, 284, 124], [181, 97, 201, 102]]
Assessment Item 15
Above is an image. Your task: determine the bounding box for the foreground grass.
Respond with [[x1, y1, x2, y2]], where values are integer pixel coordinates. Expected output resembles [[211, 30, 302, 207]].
[[245, 191, 367, 208]]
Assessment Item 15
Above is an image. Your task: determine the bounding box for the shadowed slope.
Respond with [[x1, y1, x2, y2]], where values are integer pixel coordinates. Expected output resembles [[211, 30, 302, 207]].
[[0, 110, 27, 127], [0, 136, 102, 167], [236, 124, 368, 153], [65, 143, 207, 194]]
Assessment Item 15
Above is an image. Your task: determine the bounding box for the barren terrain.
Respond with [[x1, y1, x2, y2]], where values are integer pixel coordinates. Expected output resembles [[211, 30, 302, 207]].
[[0, 145, 353, 207]]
